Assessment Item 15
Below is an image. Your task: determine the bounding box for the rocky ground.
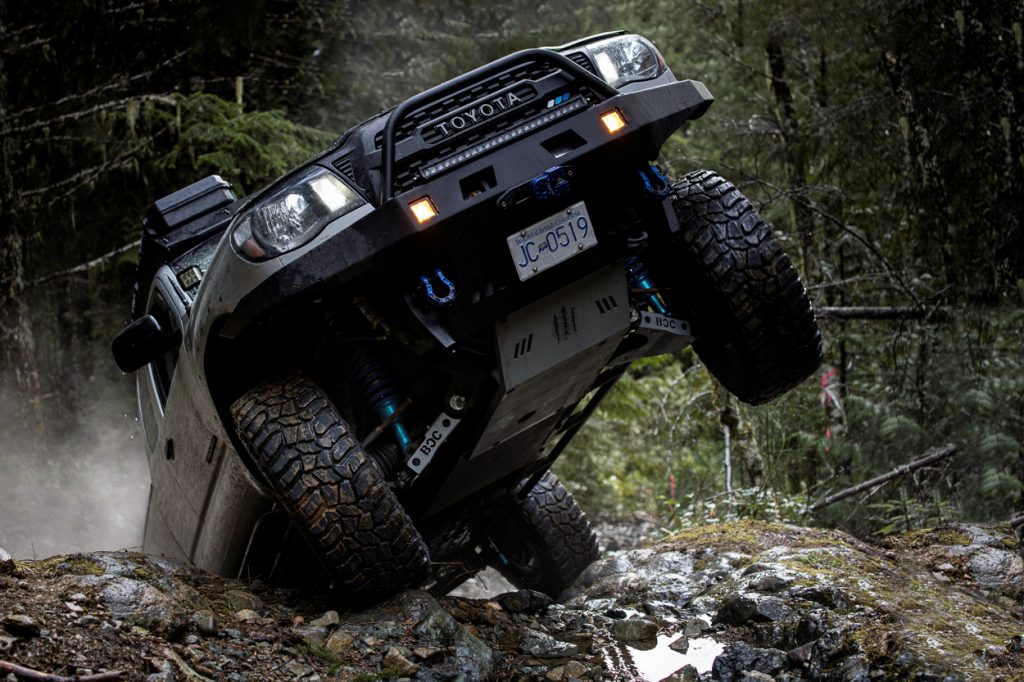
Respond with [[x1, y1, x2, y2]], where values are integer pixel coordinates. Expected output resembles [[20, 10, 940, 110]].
[[1, 520, 1021, 681]]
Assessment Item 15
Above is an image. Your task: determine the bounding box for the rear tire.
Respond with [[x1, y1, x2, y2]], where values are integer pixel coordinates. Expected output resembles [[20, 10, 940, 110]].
[[664, 169, 822, 404], [230, 373, 430, 605], [486, 471, 599, 597]]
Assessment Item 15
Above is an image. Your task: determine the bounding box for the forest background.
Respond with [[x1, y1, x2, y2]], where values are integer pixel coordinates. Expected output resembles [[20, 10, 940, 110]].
[[1, 0, 1021, 558]]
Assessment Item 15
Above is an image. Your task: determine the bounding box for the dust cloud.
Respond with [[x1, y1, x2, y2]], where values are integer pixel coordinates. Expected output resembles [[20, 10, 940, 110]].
[[0, 391, 150, 559]]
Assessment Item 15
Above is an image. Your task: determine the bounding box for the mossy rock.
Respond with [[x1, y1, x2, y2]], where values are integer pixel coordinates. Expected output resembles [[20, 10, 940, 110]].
[[893, 526, 973, 549], [28, 554, 105, 577]]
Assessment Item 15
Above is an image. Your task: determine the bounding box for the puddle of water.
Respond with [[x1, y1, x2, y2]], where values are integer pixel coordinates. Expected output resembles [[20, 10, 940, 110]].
[[625, 635, 725, 681]]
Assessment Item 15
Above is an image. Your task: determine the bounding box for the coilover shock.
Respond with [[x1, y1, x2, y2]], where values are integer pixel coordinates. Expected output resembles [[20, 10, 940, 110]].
[[623, 231, 670, 315], [345, 341, 413, 455]]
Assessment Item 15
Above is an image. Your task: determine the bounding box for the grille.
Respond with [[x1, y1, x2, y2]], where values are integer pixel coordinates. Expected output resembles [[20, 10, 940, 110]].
[[399, 89, 594, 192], [420, 82, 536, 145], [332, 155, 356, 184], [566, 52, 597, 74], [382, 55, 604, 195], [375, 61, 557, 150]]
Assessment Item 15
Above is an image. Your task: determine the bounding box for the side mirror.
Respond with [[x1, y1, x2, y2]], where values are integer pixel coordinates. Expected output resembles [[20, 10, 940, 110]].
[[111, 315, 181, 373]]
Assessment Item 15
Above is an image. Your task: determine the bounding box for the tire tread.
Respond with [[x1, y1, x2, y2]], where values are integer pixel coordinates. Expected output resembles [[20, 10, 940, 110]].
[[498, 471, 599, 596], [230, 374, 430, 604], [670, 170, 822, 404]]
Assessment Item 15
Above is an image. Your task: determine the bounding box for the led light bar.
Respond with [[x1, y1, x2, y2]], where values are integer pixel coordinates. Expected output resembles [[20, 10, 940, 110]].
[[421, 98, 587, 180]]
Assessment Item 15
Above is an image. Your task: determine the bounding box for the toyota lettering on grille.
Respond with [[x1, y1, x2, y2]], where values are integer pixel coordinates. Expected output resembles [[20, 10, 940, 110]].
[[432, 91, 524, 138]]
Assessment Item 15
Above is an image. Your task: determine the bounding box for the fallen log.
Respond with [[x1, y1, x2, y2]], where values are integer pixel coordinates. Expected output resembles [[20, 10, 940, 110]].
[[811, 443, 960, 511]]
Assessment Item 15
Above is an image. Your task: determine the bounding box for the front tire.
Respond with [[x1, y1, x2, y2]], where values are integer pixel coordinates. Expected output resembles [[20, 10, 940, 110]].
[[663, 170, 822, 404], [230, 374, 430, 604], [485, 471, 599, 597]]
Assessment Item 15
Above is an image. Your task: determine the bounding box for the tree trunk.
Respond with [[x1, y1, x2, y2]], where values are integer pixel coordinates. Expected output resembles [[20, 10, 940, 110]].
[[765, 38, 819, 283], [0, 38, 47, 448], [0, 226, 46, 434], [882, 50, 958, 297]]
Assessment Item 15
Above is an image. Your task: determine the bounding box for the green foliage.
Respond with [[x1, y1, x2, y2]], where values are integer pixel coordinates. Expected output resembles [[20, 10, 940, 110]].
[[866, 491, 958, 537], [554, 350, 719, 518], [297, 642, 344, 675], [663, 488, 810, 529], [153, 93, 335, 195], [550, 0, 1024, 536], [3, 0, 1021, 543]]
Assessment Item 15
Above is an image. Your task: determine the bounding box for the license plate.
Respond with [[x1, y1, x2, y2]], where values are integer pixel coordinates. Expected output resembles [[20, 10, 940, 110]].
[[506, 201, 597, 281]]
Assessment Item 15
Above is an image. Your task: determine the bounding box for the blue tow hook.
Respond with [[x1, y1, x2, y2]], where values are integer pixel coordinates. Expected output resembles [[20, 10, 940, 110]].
[[419, 268, 456, 306], [530, 166, 572, 201], [639, 165, 670, 198]]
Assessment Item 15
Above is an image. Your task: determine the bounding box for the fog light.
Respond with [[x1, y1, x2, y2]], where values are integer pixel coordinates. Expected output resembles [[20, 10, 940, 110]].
[[601, 110, 627, 134], [410, 197, 438, 223]]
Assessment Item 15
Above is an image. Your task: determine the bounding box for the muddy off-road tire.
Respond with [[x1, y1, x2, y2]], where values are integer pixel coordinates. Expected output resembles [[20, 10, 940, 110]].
[[230, 374, 430, 604], [486, 471, 599, 597], [663, 170, 822, 404]]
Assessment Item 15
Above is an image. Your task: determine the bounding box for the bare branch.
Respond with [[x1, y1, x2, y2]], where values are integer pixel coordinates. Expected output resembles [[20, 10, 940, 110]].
[[18, 155, 137, 200], [1, 94, 174, 138], [29, 240, 140, 288], [0, 660, 124, 681], [811, 443, 960, 511], [816, 306, 949, 322]]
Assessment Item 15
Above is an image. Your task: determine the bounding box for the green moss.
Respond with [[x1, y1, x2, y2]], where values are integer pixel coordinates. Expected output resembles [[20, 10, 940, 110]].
[[122, 551, 151, 563], [29, 555, 104, 576], [297, 642, 344, 675], [667, 521, 1022, 678], [786, 550, 852, 571], [896, 527, 972, 549], [788, 545, 1018, 679], [664, 519, 794, 555], [934, 528, 972, 546]]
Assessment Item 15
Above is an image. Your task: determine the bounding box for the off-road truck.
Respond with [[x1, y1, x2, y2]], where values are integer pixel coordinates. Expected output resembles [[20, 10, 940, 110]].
[[113, 32, 821, 603]]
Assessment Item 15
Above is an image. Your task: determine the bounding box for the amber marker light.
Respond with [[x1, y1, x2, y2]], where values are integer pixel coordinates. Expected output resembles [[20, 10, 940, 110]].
[[601, 109, 627, 134], [410, 197, 439, 223]]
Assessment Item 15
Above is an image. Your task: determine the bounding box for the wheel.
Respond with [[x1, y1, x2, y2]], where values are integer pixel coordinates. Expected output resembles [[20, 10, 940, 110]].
[[485, 471, 599, 597], [230, 373, 430, 604], [661, 169, 822, 405]]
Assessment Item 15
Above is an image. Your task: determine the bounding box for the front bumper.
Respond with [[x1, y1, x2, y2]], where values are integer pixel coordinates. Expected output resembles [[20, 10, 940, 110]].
[[222, 78, 712, 337]]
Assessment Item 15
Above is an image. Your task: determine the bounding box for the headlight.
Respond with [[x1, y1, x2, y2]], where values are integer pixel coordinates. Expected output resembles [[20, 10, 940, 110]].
[[232, 166, 364, 260], [589, 35, 666, 89]]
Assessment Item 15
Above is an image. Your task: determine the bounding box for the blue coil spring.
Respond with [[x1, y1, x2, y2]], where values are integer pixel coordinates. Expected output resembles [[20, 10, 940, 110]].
[[346, 342, 400, 413], [345, 341, 412, 452]]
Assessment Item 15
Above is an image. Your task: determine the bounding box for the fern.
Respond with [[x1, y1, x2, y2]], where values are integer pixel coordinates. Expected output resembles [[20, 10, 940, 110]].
[[979, 432, 1022, 456], [958, 388, 994, 412], [879, 414, 923, 439], [980, 467, 1023, 497]]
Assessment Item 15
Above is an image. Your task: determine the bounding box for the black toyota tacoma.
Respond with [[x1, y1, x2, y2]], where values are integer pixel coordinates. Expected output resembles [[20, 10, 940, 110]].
[[113, 31, 821, 603]]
